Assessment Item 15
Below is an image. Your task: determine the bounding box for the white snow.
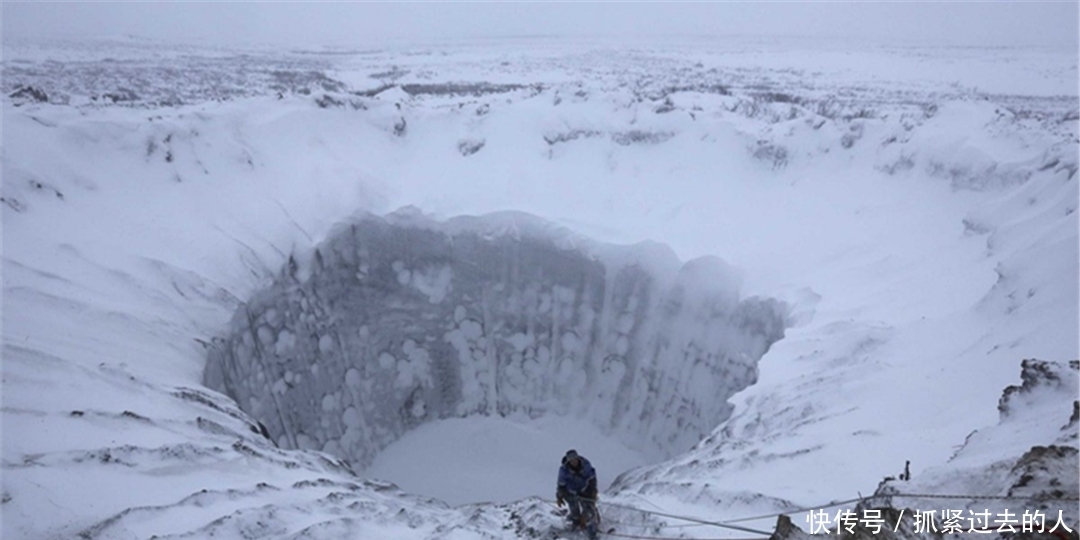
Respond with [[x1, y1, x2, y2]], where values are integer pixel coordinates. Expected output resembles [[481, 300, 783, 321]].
[[2, 35, 1077, 540], [365, 414, 649, 506]]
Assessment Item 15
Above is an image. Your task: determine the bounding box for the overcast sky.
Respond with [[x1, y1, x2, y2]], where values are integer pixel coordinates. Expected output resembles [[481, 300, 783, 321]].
[[3, 2, 1078, 49]]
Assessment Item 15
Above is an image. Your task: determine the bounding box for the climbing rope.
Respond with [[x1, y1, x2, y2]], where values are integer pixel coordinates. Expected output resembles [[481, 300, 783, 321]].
[[892, 492, 1080, 502], [600, 516, 770, 539], [720, 497, 865, 524], [540, 490, 1078, 540], [605, 531, 768, 540], [595, 500, 774, 536]]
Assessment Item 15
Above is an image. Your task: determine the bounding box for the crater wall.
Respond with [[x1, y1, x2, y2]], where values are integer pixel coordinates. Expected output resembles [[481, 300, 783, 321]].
[[204, 211, 788, 469]]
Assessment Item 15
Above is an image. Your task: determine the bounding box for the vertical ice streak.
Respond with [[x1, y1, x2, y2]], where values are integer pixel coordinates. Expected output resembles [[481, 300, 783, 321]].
[[204, 211, 789, 469]]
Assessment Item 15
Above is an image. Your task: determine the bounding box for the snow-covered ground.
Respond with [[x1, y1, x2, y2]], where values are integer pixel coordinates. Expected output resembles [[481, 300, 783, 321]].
[[2, 36, 1077, 540], [366, 415, 650, 506]]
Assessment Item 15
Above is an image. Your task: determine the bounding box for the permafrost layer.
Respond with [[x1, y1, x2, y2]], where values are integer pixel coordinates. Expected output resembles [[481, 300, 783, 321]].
[[204, 211, 788, 470]]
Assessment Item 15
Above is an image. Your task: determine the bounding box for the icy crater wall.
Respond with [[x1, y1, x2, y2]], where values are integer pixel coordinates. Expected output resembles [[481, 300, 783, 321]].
[[204, 212, 788, 470]]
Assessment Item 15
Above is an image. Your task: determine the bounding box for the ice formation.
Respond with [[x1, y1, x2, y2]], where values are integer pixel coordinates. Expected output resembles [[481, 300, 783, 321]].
[[205, 211, 788, 470]]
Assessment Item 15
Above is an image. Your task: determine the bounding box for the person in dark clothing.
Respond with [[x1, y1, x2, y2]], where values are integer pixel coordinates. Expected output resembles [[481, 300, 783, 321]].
[[557, 449, 599, 539]]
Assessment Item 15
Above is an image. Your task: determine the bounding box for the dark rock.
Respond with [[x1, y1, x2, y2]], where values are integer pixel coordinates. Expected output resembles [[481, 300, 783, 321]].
[[770, 514, 813, 540], [10, 85, 48, 103], [999, 359, 1078, 418], [315, 94, 344, 108], [102, 88, 139, 103], [1006, 445, 1079, 500], [457, 139, 484, 156]]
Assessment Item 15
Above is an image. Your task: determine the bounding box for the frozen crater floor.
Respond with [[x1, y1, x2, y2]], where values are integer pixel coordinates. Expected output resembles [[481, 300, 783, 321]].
[[2, 35, 1078, 540], [365, 415, 649, 505]]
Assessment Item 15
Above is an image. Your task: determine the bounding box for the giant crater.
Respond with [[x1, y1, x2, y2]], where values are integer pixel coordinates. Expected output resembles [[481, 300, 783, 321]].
[[204, 210, 789, 502]]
